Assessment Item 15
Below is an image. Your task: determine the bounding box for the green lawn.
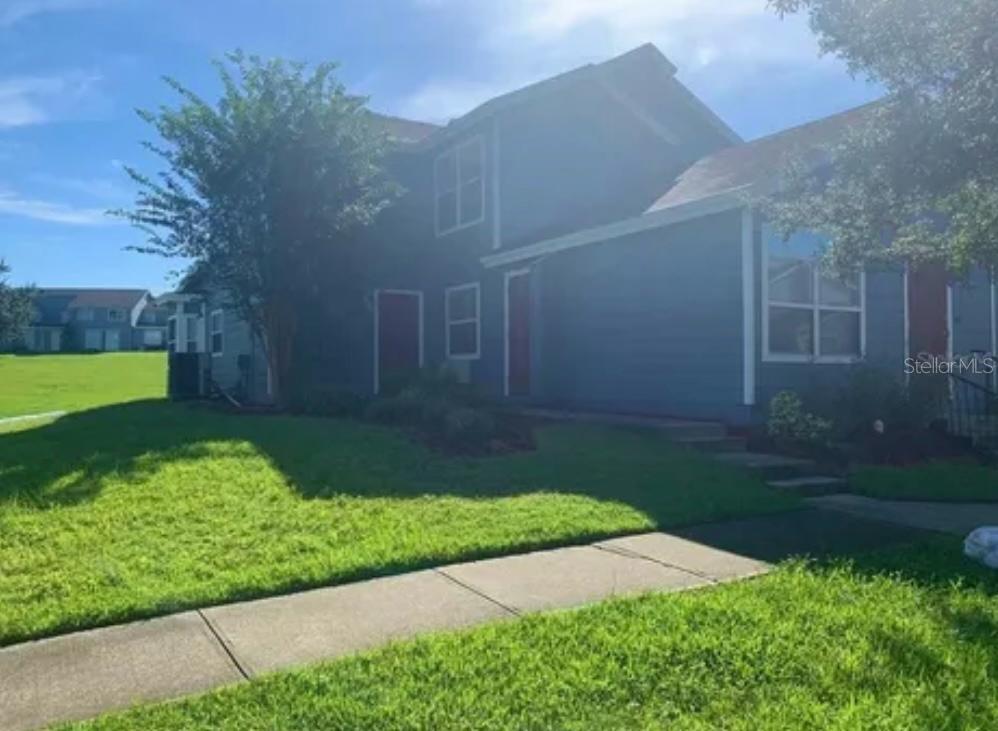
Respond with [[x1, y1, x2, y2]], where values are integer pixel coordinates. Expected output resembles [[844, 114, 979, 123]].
[[68, 537, 998, 731], [0, 401, 796, 646], [852, 460, 998, 502], [0, 352, 166, 418]]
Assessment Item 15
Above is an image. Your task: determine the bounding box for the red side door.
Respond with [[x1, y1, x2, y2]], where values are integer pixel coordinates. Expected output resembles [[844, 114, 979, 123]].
[[908, 263, 949, 358], [507, 272, 531, 397], [377, 291, 421, 393]]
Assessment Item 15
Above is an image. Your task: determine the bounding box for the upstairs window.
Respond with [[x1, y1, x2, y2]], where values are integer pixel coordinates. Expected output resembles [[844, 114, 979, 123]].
[[107, 308, 125, 322], [435, 137, 484, 236], [210, 310, 224, 356], [764, 231, 865, 363], [445, 282, 480, 359], [76, 308, 94, 322]]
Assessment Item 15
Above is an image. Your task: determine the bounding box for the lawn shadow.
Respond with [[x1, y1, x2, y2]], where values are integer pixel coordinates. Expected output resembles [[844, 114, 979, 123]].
[[0, 399, 785, 529]]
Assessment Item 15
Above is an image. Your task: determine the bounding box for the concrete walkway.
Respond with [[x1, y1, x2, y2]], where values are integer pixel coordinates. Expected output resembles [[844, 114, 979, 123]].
[[0, 410, 65, 427], [809, 494, 998, 535], [0, 533, 769, 731]]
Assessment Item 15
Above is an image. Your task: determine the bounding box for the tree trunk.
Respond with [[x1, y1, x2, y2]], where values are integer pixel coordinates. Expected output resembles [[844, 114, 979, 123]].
[[261, 297, 298, 409]]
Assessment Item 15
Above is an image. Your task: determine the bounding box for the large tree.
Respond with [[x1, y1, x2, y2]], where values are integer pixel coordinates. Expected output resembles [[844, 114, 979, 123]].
[[0, 261, 33, 348], [121, 52, 399, 404], [763, 0, 998, 275]]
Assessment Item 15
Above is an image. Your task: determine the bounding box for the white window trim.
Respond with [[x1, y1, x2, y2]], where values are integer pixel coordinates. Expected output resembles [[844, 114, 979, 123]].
[[762, 241, 867, 364], [372, 289, 425, 395], [445, 282, 481, 360], [434, 135, 485, 237], [210, 309, 224, 358]]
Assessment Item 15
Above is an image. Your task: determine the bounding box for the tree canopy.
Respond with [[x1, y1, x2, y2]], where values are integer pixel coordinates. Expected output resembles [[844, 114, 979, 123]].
[[0, 261, 33, 348], [764, 0, 998, 275], [120, 51, 400, 403]]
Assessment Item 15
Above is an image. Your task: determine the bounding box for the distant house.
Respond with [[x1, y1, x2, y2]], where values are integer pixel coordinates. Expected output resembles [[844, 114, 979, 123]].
[[171, 43, 998, 422], [21, 289, 167, 352]]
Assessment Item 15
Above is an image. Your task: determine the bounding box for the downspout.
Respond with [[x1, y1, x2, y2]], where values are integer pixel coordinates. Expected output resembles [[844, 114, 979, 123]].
[[741, 207, 757, 408]]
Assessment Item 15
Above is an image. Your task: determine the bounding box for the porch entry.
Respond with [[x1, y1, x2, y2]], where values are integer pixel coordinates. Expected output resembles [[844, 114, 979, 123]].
[[505, 269, 531, 397], [374, 289, 423, 394], [908, 263, 950, 359]]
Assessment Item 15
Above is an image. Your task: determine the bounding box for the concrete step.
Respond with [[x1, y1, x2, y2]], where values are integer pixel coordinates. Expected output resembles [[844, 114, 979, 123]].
[[675, 436, 747, 453], [711, 451, 822, 481], [767, 476, 848, 497]]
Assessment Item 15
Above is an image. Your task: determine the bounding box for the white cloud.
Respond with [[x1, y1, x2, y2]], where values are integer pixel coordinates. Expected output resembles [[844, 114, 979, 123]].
[[0, 187, 114, 225], [29, 173, 132, 202], [0, 71, 102, 128], [0, 0, 107, 27], [396, 0, 843, 124]]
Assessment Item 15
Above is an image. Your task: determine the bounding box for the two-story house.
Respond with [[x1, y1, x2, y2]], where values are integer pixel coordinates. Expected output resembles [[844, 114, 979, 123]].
[[186, 43, 997, 424], [22, 289, 167, 352]]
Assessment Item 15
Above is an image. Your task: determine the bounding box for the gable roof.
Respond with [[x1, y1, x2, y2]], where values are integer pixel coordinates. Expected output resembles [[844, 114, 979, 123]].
[[483, 101, 881, 268], [413, 43, 740, 149], [648, 102, 878, 212], [30, 288, 149, 326], [34, 288, 149, 309]]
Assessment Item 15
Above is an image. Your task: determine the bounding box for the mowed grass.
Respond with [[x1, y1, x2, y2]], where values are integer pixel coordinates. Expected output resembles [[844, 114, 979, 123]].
[[69, 537, 998, 731], [852, 460, 998, 502], [0, 352, 166, 417], [0, 401, 797, 645]]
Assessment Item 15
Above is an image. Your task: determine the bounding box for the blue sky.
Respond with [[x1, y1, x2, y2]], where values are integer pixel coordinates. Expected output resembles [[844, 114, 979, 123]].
[[0, 0, 879, 294]]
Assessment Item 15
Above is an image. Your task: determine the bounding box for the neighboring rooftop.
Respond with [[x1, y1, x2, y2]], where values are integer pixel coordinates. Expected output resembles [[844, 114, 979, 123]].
[[34, 288, 149, 309], [369, 112, 440, 143]]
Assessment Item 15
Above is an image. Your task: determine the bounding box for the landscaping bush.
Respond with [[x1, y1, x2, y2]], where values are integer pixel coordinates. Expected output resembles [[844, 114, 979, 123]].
[[442, 407, 497, 448], [767, 391, 833, 449], [817, 368, 937, 442], [803, 368, 970, 465], [364, 368, 510, 453], [288, 383, 368, 418]]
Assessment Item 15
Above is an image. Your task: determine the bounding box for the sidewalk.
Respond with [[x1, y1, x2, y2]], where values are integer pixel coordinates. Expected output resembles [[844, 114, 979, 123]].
[[1, 532, 768, 731], [0, 506, 931, 731], [809, 494, 998, 535]]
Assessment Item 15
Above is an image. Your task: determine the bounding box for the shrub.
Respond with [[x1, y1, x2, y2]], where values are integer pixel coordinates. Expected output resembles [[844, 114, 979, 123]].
[[364, 368, 501, 451], [288, 383, 368, 418], [767, 391, 833, 448], [817, 367, 940, 441], [442, 407, 497, 448]]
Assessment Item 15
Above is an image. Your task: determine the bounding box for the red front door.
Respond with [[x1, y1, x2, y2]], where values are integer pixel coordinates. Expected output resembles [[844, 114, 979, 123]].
[[506, 272, 531, 397], [377, 290, 421, 393], [908, 263, 949, 359]]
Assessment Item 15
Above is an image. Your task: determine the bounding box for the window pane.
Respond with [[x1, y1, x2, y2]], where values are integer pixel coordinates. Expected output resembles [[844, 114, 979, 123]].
[[449, 321, 478, 356], [819, 272, 861, 307], [448, 288, 477, 321], [167, 320, 176, 339], [437, 190, 457, 231], [768, 258, 813, 304], [458, 140, 482, 183], [769, 307, 814, 355], [820, 311, 861, 357], [459, 180, 483, 223], [212, 333, 223, 354], [435, 152, 456, 191]]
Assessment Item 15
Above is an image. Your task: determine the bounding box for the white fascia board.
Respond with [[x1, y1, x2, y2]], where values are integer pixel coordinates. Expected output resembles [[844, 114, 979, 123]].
[[481, 188, 748, 269]]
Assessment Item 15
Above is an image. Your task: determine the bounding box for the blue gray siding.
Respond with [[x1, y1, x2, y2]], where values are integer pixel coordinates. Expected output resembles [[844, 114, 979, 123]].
[[496, 210, 747, 422]]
